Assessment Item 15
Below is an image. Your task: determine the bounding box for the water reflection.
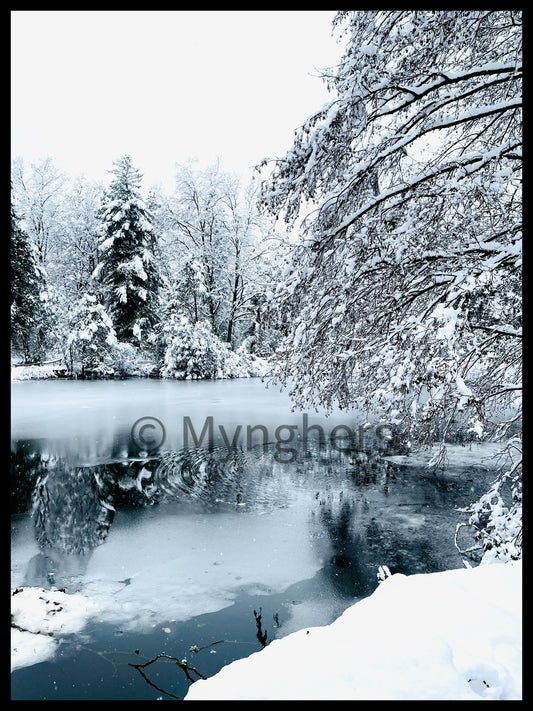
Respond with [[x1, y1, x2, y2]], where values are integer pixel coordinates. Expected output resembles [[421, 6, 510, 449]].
[[316, 498, 372, 598], [11, 432, 488, 601]]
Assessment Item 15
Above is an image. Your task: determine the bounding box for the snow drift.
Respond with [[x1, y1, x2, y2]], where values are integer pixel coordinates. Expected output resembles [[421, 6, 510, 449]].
[[184, 560, 521, 701]]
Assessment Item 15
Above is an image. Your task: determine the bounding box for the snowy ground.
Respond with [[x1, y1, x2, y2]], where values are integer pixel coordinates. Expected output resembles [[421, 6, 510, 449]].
[[10, 355, 270, 381], [11, 560, 521, 699], [11, 587, 97, 672], [183, 560, 522, 701], [11, 363, 63, 381]]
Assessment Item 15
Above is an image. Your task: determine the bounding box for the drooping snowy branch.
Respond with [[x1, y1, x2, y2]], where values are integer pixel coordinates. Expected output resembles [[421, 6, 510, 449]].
[[258, 9, 522, 561]]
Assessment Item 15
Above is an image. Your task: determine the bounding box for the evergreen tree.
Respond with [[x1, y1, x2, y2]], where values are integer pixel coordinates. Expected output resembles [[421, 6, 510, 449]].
[[95, 155, 160, 343], [10, 203, 47, 362], [66, 294, 117, 377]]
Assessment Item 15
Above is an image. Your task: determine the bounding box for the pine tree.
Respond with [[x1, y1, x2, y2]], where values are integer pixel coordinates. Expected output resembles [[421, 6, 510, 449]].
[[10, 203, 47, 362], [65, 294, 117, 377], [95, 155, 160, 343]]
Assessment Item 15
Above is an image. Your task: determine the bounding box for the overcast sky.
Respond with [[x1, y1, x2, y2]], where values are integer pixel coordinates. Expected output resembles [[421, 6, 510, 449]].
[[11, 10, 342, 191]]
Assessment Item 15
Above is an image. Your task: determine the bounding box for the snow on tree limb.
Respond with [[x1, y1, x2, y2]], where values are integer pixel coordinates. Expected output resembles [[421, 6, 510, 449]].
[[258, 12, 521, 561]]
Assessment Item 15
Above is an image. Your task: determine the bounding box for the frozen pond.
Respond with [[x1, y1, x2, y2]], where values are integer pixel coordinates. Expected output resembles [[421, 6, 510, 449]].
[[11, 377, 497, 700]]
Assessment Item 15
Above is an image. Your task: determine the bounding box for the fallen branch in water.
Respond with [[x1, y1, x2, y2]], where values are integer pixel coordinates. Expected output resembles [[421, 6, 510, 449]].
[[129, 660, 182, 700], [130, 651, 207, 684]]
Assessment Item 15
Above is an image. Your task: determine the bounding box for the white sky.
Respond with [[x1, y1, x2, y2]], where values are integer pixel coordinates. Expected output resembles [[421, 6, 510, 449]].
[[11, 10, 343, 191]]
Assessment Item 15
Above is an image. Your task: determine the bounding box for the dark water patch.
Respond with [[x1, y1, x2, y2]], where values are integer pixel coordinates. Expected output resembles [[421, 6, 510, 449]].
[[10, 583, 321, 701]]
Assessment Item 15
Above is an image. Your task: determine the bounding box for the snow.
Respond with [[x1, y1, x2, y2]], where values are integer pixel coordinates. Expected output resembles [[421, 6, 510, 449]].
[[11, 587, 97, 672], [11, 557, 520, 699], [456, 374, 473, 397], [10, 557, 521, 700], [359, 42, 378, 56], [118, 254, 148, 281], [132, 322, 142, 340], [11, 363, 64, 381], [184, 560, 521, 701], [115, 284, 128, 303], [11, 503, 325, 671]]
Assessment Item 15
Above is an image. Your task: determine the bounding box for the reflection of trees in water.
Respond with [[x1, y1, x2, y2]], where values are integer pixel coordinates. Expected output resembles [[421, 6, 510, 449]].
[[314, 496, 375, 599], [20, 457, 115, 589], [32, 465, 115, 554], [11, 440, 47, 514], [312, 492, 438, 603], [12, 436, 417, 591], [364, 516, 440, 576], [307, 450, 387, 602], [11, 442, 270, 588], [308, 451, 456, 602]]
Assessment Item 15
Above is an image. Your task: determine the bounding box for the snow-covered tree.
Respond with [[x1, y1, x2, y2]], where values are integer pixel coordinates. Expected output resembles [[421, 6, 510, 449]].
[[155, 162, 286, 350], [10, 203, 48, 362], [95, 155, 161, 344], [161, 315, 227, 380], [259, 11, 522, 560], [52, 176, 103, 302], [218, 176, 282, 347], [11, 159, 107, 360], [11, 156, 66, 266], [65, 294, 117, 376], [161, 161, 230, 337]]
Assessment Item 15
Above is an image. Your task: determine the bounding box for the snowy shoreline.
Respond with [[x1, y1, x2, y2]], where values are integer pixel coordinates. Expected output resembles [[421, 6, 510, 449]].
[[184, 560, 522, 701], [10, 358, 270, 382], [11, 561, 521, 700], [11, 586, 97, 672]]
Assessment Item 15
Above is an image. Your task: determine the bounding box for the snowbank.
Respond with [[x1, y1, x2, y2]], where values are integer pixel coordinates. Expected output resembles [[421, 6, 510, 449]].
[[10, 354, 269, 381], [11, 587, 97, 671], [184, 561, 522, 701], [11, 562, 521, 698], [11, 363, 64, 381]]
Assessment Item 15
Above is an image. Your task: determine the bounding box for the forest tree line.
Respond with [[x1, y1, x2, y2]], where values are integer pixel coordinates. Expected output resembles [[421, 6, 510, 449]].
[[11, 155, 287, 378]]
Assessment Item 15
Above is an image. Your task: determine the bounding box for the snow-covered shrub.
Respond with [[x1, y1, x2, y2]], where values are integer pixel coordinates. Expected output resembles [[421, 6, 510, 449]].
[[222, 347, 248, 379], [66, 294, 117, 376], [110, 341, 140, 377], [474, 480, 522, 565], [456, 435, 522, 565], [161, 317, 226, 379], [236, 342, 271, 377], [11, 363, 62, 381], [222, 346, 268, 378], [160, 315, 266, 380]]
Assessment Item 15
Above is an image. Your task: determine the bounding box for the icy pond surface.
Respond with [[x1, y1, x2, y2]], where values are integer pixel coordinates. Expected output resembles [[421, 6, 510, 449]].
[[11, 377, 498, 700]]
